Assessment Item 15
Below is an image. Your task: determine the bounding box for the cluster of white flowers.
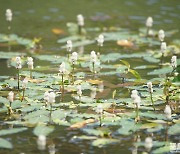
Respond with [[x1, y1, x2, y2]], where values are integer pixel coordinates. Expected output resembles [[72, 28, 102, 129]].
[[147, 82, 153, 93], [145, 137, 153, 151], [158, 29, 165, 42], [44, 91, 56, 104], [171, 56, 177, 69], [37, 135, 46, 150], [77, 14, 84, 26], [7, 91, 14, 103], [97, 34, 104, 47], [90, 87, 96, 99], [22, 78, 28, 89], [27, 57, 34, 69], [90, 51, 97, 63], [6, 9, 12, 22], [77, 85, 82, 97], [16, 56, 22, 69], [164, 105, 171, 120], [96, 104, 103, 114], [131, 90, 141, 108], [59, 62, 66, 74], [160, 42, 167, 53], [146, 17, 153, 28], [70, 52, 78, 65], [66, 40, 72, 52]]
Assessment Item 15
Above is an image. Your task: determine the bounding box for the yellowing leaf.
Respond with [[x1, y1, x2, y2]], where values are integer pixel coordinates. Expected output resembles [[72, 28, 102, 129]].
[[87, 79, 103, 85], [117, 40, 134, 47], [52, 28, 65, 35]]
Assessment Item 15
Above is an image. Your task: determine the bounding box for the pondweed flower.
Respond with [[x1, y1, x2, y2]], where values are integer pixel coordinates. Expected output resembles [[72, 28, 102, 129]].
[[133, 95, 141, 108], [158, 29, 165, 42], [16, 56, 22, 69], [146, 17, 153, 28], [66, 40, 72, 52], [77, 85, 82, 97], [160, 42, 167, 54], [44, 91, 49, 103], [70, 52, 78, 65], [7, 91, 14, 104], [59, 62, 66, 74], [164, 105, 171, 120], [131, 90, 138, 100], [37, 135, 46, 150], [147, 82, 153, 93], [145, 137, 153, 152], [96, 104, 103, 114], [77, 14, 84, 26], [90, 51, 97, 63], [6, 9, 12, 22], [27, 57, 34, 70], [97, 34, 104, 47], [48, 92, 56, 104], [171, 56, 177, 70], [22, 78, 28, 89]]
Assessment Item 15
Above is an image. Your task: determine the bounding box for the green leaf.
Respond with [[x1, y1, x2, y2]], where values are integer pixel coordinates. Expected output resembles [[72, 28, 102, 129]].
[[120, 60, 130, 69], [0, 138, 13, 149], [168, 123, 180, 135], [92, 138, 119, 148], [129, 69, 141, 79], [33, 125, 54, 136], [0, 127, 27, 136]]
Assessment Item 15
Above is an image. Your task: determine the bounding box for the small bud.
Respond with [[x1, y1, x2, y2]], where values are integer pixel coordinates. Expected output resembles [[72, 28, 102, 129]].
[[97, 34, 104, 47], [8, 91, 14, 103], [171, 56, 177, 69], [37, 135, 46, 150], [158, 30, 165, 42], [27, 57, 34, 69], [147, 82, 153, 93], [59, 62, 66, 74], [146, 17, 153, 28], [145, 137, 153, 151], [160, 42, 167, 53], [164, 105, 171, 120], [77, 14, 84, 26], [6, 9, 12, 22], [77, 85, 82, 97], [16, 56, 22, 69], [22, 78, 28, 89], [66, 40, 72, 52]]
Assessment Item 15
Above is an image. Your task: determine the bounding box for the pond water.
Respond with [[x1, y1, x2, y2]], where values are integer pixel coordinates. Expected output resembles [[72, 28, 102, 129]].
[[0, 0, 179, 154]]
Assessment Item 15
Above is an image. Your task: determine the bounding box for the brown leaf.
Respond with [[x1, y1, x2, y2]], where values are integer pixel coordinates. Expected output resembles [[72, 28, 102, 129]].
[[117, 40, 134, 48], [87, 79, 103, 85], [52, 28, 65, 35], [68, 119, 96, 130]]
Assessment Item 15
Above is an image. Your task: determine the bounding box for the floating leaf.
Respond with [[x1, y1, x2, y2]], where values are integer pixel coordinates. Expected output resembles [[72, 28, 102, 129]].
[[0, 127, 27, 136], [0, 138, 13, 149], [168, 123, 180, 135], [92, 138, 119, 148], [33, 125, 54, 136]]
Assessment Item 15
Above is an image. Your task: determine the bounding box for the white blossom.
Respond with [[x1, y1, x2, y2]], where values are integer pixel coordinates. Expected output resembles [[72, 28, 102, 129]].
[[160, 42, 167, 53], [70, 52, 78, 64], [131, 90, 141, 108], [77, 14, 84, 26], [98, 82, 104, 93], [44, 91, 49, 102], [27, 57, 34, 69], [77, 85, 82, 97], [171, 56, 177, 69], [147, 82, 153, 93], [48, 92, 56, 104], [16, 56, 22, 69], [37, 135, 46, 150], [22, 78, 28, 89], [59, 62, 66, 74], [158, 29, 165, 42], [6, 9, 12, 22], [164, 105, 171, 120], [7, 91, 14, 103], [131, 90, 138, 100], [97, 34, 104, 47], [66, 40, 72, 52], [145, 137, 153, 151], [146, 17, 153, 27], [90, 51, 97, 63], [96, 104, 103, 114]]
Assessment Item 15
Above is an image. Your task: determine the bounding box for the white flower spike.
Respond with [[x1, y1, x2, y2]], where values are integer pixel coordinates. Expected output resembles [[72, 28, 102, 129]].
[[96, 104, 103, 114], [27, 57, 34, 70], [160, 42, 167, 54], [77, 85, 82, 97], [66, 40, 72, 52], [48, 92, 56, 104], [164, 105, 171, 120], [37, 135, 46, 150], [146, 17, 153, 28], [70, 52, 78, 64], [44, 91, 49, 102], [145, 137, 153, 151], [97, 34, 104, 47], [59, 62, 66, 74], [22, 78, 28, 89], [147, 82, 153, 93], [77, 14, 84, 26], [171, 56, 177, 69], [90, 51, 97, 63], [6, 9, 13, 22], [16, 56, 22, 69], [8, 91, 14, 103], [158, 30, 165, 42]]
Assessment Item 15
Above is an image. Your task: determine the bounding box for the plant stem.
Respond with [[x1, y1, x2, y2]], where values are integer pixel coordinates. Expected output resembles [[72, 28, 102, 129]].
[[92, 62, 95, 74], [78, 25, 81, 35], [146, 27, 149, 37], [161, 53, 164, 64], [49, 103, 52, 123], [61, 74, 64, 101], [17, 69, 20, 90], [21, 89, 25, 102], [72, 63, 75, 84], [30, 70, 32, 79], [99, 114, 102, 127], [150, 92, 155, 111]]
